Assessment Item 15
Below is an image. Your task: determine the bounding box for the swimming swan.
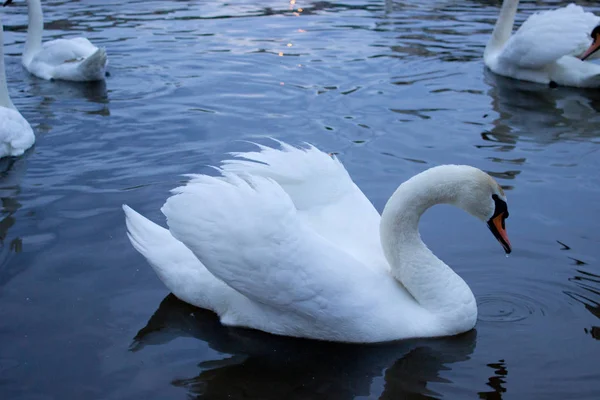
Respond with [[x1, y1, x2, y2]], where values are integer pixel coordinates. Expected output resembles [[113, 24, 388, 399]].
[[124, 142, 512, 343], [0, 16, 35, 157], [485, 0, 600, 88], [4, 0, 107, 81]]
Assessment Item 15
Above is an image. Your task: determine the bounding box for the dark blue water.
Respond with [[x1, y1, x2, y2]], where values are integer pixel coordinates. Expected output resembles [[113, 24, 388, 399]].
[[1, 0, 599, 398]]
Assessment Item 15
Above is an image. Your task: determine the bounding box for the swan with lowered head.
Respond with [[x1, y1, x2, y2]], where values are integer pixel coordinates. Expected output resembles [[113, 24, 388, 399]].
[[485, 0, 600, 88], [3, 0, 107, 81], [124, 142, 511, 343], [0, 16, 35, 157]]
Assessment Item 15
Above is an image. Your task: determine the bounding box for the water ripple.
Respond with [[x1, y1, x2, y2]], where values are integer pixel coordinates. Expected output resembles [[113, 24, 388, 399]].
[[478, 292, 547, 323], [0, 0, 600, 399]]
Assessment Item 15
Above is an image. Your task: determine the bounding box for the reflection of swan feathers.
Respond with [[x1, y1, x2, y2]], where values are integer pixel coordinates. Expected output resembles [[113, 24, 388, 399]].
[[26, 78, 109, 120], [132, 294, 479, 400], [0, 153, 28, 287], [125, 141, 512, 342], [485, 69, 600, 144], [565, 268, 600, 341]]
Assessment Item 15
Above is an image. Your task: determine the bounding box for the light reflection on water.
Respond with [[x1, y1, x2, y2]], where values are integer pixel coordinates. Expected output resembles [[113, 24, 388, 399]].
[[0, 0, 598, 399]]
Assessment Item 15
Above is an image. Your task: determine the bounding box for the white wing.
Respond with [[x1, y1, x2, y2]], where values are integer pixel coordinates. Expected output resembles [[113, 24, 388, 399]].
[[28, 38, 107, 81], [161, 172, 382, 317], [37, 37, 98, 66], [0, 107, 35, 157], [220, 141, 388, 272], [499, 4, 600, 69]]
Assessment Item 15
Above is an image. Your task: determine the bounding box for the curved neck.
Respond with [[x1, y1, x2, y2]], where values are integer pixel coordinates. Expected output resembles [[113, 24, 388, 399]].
[[485, 0, 519, 58], [0, 18, 16, 109], [24, 0, 44, 65], [379, 166, 476, 318]]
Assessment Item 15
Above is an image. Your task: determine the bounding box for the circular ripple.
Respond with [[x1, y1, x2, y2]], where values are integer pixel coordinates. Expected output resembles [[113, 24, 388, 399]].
[[478, 293, 547, 322]]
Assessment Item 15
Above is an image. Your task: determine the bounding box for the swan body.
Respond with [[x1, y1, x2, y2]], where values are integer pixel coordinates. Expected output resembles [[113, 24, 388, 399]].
[[485, 1, 600, 88], [19, 0, 107, 81], [124, 142, 511, 343], [0, 17, 35, 157]]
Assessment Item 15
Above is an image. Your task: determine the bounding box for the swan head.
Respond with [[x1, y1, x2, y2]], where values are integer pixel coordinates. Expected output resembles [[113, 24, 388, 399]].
[[451, 167, 511, 254], [579, 25, 600, 61]]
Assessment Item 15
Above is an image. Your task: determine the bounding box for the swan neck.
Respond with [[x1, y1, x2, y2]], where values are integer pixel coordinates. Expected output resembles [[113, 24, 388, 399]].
[[379, 167, 476, 317], [0, 18, 16, 110], [24, 0, 44, 65], [485, 0, 519, 57]]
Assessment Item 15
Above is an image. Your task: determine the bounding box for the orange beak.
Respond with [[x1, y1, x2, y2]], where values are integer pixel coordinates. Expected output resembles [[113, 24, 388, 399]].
[[487, 213, 511, 254], [579, 39, 600, 61]]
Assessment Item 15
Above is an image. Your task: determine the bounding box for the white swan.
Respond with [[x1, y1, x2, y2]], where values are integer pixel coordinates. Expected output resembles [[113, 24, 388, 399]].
[[4, 0, 107, 81], [123, 142, 511, 343], [485, 0, 600, 88], [0, 16, 34, 157]]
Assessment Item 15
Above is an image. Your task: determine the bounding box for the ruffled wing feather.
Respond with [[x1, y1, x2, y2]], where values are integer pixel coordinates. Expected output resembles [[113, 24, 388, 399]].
[[499, 4, 599, 68]]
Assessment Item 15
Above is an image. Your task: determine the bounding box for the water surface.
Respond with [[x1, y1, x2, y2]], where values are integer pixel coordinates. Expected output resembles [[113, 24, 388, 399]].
[[1, 0, 599, 398]]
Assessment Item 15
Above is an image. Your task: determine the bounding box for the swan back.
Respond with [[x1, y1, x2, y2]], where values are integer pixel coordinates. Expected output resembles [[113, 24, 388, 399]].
[[162, 172, 368, 311], [221, 141, 387, 272], [161, 168, 435, 342]]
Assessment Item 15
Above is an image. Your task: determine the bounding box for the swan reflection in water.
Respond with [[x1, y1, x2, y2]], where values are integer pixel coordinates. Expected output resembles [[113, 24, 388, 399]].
[[29, 77, 110, 119], [0, 154, 30, 287], [483, 69, 600, 147], [131, 294, 508, 399], [480, 68, 600, 189], [485, 72, 600, 342], [565, 267, 600, 341]]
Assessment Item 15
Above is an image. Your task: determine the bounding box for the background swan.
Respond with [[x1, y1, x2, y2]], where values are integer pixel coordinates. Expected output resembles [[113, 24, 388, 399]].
[[485, 0, 600, 88], [124, 142, 511, 343], [0, 16, 35, 157], [4, 0, 107, 81]]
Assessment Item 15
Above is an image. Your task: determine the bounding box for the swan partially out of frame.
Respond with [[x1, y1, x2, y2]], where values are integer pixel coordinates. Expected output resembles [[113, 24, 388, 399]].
[[4, 0, 107, 81], [0, 15, 34, 157], [485, 0, 600, 88]]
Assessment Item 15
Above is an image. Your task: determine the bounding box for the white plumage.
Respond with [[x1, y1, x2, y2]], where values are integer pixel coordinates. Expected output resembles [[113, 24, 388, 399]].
[[19, 0, 107, 81], [221, 142, 388, 272], [485, 1, 600, 87], [0, 17, 35, 158], [124, 142, 511, 343]]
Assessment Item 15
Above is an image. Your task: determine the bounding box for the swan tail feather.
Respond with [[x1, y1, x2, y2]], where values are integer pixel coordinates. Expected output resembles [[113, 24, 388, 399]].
[[123, 204, 229, 312], [124, 204, 172, 255], [77, 48, 107, 81]]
